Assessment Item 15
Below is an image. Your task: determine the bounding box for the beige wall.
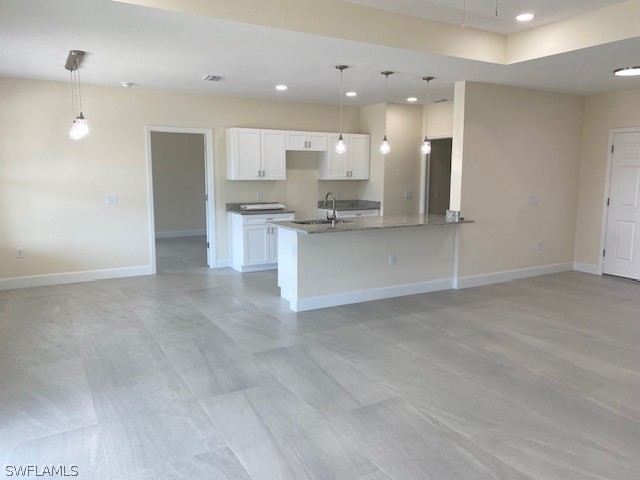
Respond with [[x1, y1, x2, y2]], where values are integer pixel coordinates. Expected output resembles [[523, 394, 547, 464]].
[[574, 89, 640, 266], [424, 101, 454, 139], [284, 152, 361, 220], [0, 76, 360, 278], [151, 132, 206, 234], [457, 82, 584, 277], [359, 103, 386, 209], [382, 103, 423, 215]]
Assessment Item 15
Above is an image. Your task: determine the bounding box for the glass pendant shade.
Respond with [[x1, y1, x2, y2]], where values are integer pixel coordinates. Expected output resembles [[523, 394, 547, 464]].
[[69, 112, 89, 140], [335, 134, 347, 154], [421, 137, 431, 154], [380, 135, 390, 155]]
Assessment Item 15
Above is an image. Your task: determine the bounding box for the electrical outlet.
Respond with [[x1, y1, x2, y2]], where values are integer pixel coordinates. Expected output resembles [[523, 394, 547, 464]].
[[536, 241, 543, 251], [15, 248, 24, 259], [528, 194, 540, 206], [388, 253, 397, 266], [106, 194, 118, 205], [404, 190, 413, 200], [335, 191, 341, 199], [256, 191, 263, 201]]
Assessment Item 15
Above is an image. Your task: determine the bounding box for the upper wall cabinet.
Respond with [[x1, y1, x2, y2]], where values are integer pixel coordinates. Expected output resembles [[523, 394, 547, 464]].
[[227, 128, 286, 180], [285, 131, 328, 152], [318, 133, 370, 180]]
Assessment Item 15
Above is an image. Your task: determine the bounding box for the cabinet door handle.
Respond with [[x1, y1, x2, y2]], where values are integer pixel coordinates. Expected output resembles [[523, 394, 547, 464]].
[[346, 171, 349, 178], [308, 140, 311, 148], [262, 170, 265, 177], [258, 170, 262, 178]]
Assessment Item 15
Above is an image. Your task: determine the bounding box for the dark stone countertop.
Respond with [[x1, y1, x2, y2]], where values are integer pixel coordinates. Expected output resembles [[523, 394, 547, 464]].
[[226, 202, 295, 215], [316, 200, 381, 211]]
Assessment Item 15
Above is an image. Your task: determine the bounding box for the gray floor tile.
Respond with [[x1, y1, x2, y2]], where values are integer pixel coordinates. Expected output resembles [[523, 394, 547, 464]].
[[0, 357, 97, 448], [211, 309, 305, 353], [80, 327, 226, 477], [161, 326, 277, 398], [333, 397, 530, 480], [117, 447, 252, 480], [204, 382, 380, 480], [0, 425, 110, 480], [256, 342, 397, 416]]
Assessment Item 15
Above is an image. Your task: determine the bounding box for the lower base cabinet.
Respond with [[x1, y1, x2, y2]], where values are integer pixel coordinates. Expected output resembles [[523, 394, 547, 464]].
[[229, 213, 294, 272]]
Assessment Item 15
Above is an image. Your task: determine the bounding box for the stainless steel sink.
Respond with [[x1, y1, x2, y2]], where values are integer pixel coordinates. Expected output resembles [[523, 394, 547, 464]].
[[292, 219, 352, 225]]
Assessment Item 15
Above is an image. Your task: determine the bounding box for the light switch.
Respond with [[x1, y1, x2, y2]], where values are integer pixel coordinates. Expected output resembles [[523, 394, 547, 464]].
[[527, 194, 540, 206], [404, 190, 413, 200], [106, 194, 118, 205]]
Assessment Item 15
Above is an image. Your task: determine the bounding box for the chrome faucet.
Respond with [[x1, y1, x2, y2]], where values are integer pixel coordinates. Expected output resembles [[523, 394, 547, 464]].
[[324, 192, 337, 227]]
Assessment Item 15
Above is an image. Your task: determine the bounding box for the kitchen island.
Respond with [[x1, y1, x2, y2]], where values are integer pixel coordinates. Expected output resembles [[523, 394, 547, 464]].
[[270, 214, 473, 311]]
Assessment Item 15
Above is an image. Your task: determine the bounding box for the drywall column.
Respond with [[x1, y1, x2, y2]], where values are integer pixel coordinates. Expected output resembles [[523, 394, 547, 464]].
[[450, 81, 466, 211]]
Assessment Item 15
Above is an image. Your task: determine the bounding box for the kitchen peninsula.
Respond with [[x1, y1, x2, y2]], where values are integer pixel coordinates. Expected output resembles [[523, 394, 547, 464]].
[[271, 214, 473, 311]]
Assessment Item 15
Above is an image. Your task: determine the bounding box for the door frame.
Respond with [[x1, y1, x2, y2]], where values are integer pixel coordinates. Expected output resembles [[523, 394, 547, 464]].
[[599, 127, 640, 275], [419, 135, 452, 215], [145, 125, 216, 273]]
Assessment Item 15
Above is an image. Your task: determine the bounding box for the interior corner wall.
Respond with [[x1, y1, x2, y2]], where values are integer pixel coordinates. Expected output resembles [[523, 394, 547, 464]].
[[150, 132, 206, 235], [0, 76, 360, 281], [456, 82, 584, 279], [574, 89, 640, 267], [382, 103, 423, 215], [359, 103, 386, 210]]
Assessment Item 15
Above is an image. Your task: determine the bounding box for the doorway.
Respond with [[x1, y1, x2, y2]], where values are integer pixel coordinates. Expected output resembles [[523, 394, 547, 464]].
[[146, 126, 215, 273], [602, 129, 640, 281], [423, 138, 452, 215]]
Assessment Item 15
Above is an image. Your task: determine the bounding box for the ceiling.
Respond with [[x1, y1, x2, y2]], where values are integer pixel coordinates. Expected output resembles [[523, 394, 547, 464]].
[[0, 0, 639, 106], [342, 0, 627, 34]]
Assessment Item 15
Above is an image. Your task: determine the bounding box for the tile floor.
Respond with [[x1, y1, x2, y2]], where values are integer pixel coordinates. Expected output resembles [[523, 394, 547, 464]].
[[1, 236, 639, 479]]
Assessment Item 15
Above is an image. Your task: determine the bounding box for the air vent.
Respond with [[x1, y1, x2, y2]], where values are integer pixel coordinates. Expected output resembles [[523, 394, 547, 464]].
[[202, 74, 224, 82]]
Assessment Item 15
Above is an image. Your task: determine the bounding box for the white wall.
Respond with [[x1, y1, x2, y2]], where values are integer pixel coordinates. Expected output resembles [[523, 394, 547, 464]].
[[151, 132, 206, 235], [0, 76, 360, 280], [456, 82, 585, 278], [574, 89, 640, 268]]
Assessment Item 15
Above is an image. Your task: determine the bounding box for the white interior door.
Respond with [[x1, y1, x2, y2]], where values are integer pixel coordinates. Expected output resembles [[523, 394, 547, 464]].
[[604, 131, 640, 280]]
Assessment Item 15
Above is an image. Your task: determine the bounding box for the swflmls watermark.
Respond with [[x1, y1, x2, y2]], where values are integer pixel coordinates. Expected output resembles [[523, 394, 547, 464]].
[[4, 465, 78, 477]]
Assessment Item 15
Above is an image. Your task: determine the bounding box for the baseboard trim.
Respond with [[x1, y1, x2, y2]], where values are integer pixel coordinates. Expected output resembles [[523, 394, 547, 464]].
[[456, 263, 573, 289], [573, 262, 600, 275], [0, 266, 154, 291], [155, 229, 206, 239], [291, 277, 453, 312], [214, 259, 231, 268]]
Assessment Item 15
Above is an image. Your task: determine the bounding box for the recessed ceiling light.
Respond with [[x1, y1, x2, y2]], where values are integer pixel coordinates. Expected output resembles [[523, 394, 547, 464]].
[[407, 97, 418, 102], [120, 82, 133, 88], [276, 84, 288, 91], [614, 66, 640, 77], [516, 13, 535, 22], [346, 91, 357, 97]]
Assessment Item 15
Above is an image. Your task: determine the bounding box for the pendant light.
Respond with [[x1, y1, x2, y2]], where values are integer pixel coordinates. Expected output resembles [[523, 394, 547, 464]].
[[380, 71, 393, 155], [65, 50, 89, 140], [421, 76, 434, 155], [335, 65, 348, 154]]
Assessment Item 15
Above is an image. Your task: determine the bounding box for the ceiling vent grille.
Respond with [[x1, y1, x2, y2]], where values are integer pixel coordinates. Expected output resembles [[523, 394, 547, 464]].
[[202, 74, 224, 82]]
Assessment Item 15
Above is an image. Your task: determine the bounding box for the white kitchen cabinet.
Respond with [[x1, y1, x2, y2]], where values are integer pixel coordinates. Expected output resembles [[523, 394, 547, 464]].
[[229, 212, 294, 272], [317, 208, 379, 219], [285, 131, 328, 152], [318, 133, 370, 180], [227, 128, 286, 180], [348, 134, 371, 180]]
